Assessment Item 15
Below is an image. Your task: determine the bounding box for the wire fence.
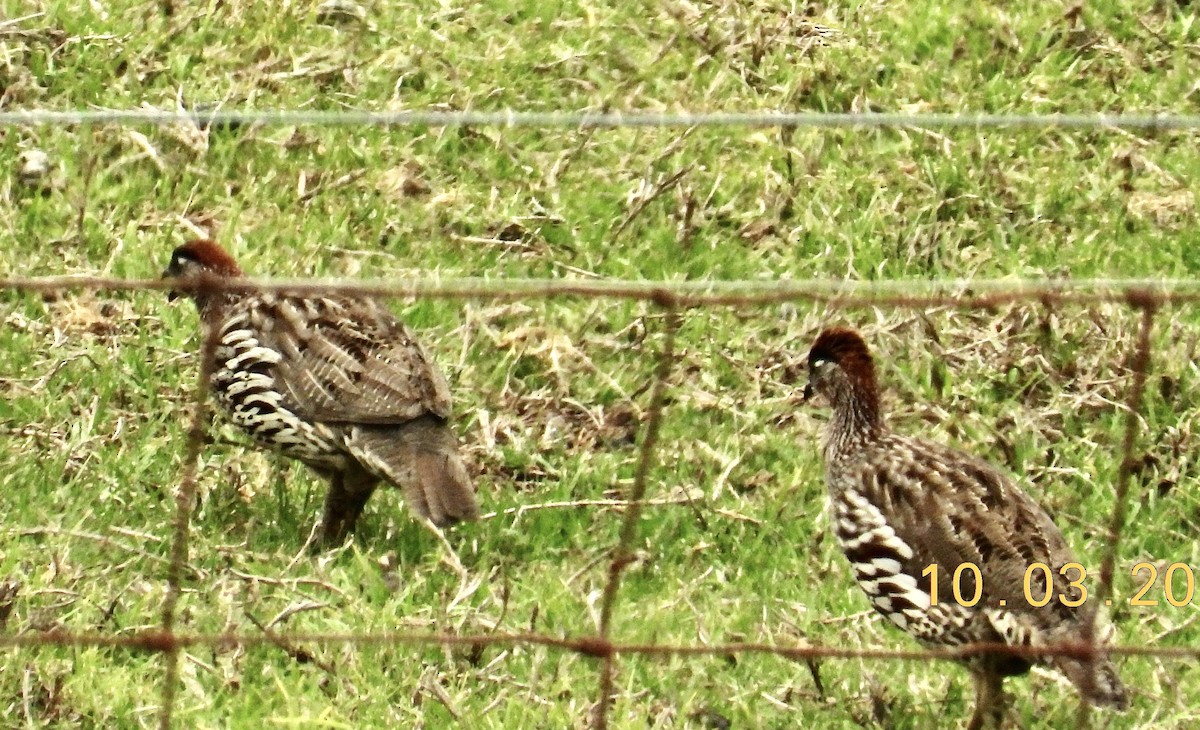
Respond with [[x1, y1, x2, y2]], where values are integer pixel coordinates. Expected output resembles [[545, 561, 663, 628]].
[[2, 101, 1196, 728], [1, 271, 1191, 729]]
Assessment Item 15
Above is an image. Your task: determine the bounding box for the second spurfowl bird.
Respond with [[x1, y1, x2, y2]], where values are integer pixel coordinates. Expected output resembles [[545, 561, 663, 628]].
[[163, 240, 479, 544], [804, 327, 1126, 729]]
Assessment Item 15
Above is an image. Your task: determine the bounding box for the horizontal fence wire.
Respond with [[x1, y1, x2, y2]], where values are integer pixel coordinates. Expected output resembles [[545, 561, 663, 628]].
[[1, 631, 1197, 661], [1, 271, 1187, 729], [4, 274, 1200, 306], [2, 109, 1200, 130]]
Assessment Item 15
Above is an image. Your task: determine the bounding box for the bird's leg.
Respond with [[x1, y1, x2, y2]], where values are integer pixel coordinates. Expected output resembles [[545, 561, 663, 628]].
[[967, 669, 1007, 730], [318, 470, 377, 547]]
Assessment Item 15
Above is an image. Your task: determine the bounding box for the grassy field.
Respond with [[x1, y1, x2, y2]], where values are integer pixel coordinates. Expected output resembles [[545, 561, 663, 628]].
[[1, 0, 1198, 727]]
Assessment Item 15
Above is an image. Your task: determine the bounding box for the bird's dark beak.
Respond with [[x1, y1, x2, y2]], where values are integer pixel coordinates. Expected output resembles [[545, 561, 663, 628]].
[[162, 267, 180, 301], [802, 381, 814, 403]]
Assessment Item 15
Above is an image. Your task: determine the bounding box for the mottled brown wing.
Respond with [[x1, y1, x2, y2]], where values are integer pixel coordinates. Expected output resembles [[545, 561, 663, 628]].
[[255, 295, 452, 425], [861, 436, 1079, 614]]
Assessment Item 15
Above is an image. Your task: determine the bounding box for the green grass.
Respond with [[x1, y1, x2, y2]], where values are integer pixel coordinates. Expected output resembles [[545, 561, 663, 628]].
[[2, 0, 1199, 727]]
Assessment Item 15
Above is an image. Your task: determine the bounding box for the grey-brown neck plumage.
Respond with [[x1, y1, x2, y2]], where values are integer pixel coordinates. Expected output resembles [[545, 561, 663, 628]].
[[823, 369, 884, 465], [192, 288, 237, 319], [192, 291, 240, 337]]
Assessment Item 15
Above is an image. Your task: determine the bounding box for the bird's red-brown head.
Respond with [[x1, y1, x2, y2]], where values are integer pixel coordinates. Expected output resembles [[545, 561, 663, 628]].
[[804, 327, 881, 426], [162, 239, 244, 303]]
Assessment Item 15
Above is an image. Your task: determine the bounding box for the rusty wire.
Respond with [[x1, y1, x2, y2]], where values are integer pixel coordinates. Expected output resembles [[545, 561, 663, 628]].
[[593, 295, 681, 729], [1072, 301, 1158, 729], [1, 630, 1196, 661], [1096, 303, 1158, 598], [2, 273, 1190, 728], [154, 325, 219, 730], [7, 273, 1200, 311]]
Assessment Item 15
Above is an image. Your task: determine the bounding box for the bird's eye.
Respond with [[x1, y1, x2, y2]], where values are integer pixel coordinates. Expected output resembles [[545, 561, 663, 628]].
[[811, 359, 828, 371]]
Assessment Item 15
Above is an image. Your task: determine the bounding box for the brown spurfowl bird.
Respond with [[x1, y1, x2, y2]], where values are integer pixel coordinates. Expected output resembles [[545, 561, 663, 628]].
[[163, 239, 479, 544], [804, 327, 1126, 729]]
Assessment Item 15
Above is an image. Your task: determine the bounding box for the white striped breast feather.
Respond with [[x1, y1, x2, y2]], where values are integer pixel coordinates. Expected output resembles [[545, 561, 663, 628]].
[[833, 489, 915, 560]]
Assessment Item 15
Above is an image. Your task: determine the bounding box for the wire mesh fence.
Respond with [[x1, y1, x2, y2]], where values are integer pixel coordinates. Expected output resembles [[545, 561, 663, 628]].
[[1, 269, 1194, 729]]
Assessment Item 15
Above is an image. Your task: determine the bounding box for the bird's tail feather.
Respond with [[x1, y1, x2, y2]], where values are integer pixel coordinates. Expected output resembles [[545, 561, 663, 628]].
[[347, 417, 479, 526]]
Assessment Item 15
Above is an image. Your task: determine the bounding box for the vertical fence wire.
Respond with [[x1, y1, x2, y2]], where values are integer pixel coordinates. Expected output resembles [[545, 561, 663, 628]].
[[156, 323, 218, 729], [1097, 298, 1158, 598], [592, 295, 681, 730], [1071, 298, 1157, 728]]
